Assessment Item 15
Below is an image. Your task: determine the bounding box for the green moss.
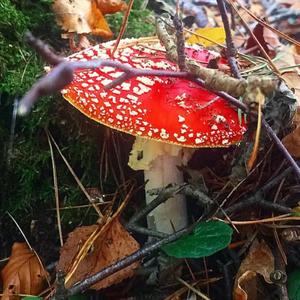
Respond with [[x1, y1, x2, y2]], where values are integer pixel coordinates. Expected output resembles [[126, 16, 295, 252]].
[[107, 9, 155, 39], [0, 0, 60, 95], [0, 0, 152, 234]]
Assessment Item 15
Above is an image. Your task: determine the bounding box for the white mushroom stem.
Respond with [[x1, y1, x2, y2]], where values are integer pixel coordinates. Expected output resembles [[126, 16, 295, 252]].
[[129, 137, 194, 234]]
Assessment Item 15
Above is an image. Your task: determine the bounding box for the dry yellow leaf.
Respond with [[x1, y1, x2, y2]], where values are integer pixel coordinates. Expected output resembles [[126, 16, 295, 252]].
[[187, 27, 228, 47]]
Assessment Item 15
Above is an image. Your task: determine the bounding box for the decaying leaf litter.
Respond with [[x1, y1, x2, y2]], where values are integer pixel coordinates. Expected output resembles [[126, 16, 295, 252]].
[[1, 0, 300, 299]]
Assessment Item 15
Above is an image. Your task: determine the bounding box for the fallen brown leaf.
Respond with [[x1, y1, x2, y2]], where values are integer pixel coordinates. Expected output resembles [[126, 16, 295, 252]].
[[281, 71, 300, 105], [275, 46, 300, 156], [282, 111, 300, 157], [277, 0, 297, 5], [275, 46, 300, 100], [233, 239, 274, 300], [263, 27, 281, 49], [291, 1, 300, 10], [245, 23, 277, 58], [291, 45, 300, 64], [57, 219, 140, 290], [1, 243, 49, 300]]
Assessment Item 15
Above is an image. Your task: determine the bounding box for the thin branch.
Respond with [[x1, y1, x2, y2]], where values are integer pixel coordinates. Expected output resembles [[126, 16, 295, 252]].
[[25, 32, 64, 66], [126, 224, 168, 238], [224, 194, 291, 216], [234, 0, 300, 48], [48, 131, 103, 218], [127, 184, 186, 226], [127, 184, 213, 228], [262, 119, 300, 180], [223, 167, 294, 216], [227, 0, 281, 75], [156, 16, 277, 100], [216, 0, 241, 79], [47, 131, 64, 247], [111, 0, 134, 56], [173, 14, 187, 71], [193, 78, 300, 180], [54, 271, 68, 300], [18, 59, 190, 116], [176, 277, 210, 300]]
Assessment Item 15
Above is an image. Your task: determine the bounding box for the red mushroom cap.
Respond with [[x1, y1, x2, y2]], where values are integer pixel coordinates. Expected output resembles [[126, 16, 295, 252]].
[[62, 38, 246, 147]]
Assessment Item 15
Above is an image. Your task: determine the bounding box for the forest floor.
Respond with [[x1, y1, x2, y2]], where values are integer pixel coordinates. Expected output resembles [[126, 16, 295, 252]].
[[1, 0, 300, 299]]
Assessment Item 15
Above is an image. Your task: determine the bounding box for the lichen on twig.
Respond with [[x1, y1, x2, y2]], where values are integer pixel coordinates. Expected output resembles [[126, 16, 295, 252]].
[[155, 15, 277, 101]]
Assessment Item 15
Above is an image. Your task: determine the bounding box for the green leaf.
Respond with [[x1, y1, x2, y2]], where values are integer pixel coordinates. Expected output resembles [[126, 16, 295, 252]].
[[288, 269, 300, 300], [22, 297, 43, 300], [162, 220, 233, 258]]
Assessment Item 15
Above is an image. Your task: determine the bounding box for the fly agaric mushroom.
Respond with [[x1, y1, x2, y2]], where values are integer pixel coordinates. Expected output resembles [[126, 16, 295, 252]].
[[61, 38, 246, 234]]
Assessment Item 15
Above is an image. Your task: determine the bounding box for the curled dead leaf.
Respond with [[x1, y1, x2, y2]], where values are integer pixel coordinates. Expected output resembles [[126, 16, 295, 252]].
[[88, 0, 113, 38], [96, 0, 127, 15], [233, 240, 275, 300], [245, 23, 278, 58], [235, 271, 257, 300], [1, 243, 49, 300], [52, 0, 117, 40], [57, 219, 140, 290]]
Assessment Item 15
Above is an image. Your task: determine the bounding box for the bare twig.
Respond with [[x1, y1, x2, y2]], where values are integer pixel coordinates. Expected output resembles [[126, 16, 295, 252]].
[[216, 0, 241, 79], [128, 184, 186, 226], [127, 184, 213, 228], [177, 277, 211, 300], [47, 131, 64, 246], [126, 224, 168, 238], [111, 0, 134, 56], [227, 0, 281, 75], [18, 60, 190, 116], [48, 131, 103, 218], [6, 212, 32, 249], [223, 167, 294, 216], [156, 16, 277, 100], [54, 271, 68, 300], [192, 78, 300, 180], [262, 120, 300, 179], [173, 14, 187, 71], [25, 32, 64, 66], [234, 0, 300, 48]]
